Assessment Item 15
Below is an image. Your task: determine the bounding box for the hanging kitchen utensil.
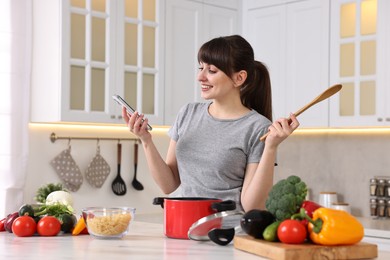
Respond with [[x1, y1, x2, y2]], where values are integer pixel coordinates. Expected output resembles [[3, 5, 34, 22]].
[[111, 142, 127, 195], [85, 140, 111, 188], [260, 84, 342, 141], [50, 140, 83, 192], [131, 141, 144, 190], [188, 206, 244, 246]]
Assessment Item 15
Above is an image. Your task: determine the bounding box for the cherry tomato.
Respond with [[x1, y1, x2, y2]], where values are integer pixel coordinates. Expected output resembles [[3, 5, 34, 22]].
[[11, 216, 37, 237], [37, 216, 61, 236], [277, 219, 307, 244], [0, 217, 6, 232]]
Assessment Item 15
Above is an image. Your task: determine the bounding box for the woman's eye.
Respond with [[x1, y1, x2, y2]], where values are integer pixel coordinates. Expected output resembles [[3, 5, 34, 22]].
[[198, 67, 204, 71], [208, 69, 216, 74]]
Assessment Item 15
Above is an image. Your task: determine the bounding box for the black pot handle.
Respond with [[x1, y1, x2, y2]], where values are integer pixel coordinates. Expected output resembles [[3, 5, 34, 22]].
[[211, 200, 236, 212], [208, 228, 235, 246], [152, 197, 166, 208]]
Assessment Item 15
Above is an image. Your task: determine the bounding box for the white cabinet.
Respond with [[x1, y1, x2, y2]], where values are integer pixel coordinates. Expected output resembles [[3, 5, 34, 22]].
[[243, 0, 330, 127], [164, 0, 239, 125], [329, 0, 390, 127], [31, 0, 164, 125]]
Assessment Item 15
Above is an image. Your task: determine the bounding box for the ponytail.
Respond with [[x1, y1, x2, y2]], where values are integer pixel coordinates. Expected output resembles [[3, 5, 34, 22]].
[[241, 61, 272, 121]]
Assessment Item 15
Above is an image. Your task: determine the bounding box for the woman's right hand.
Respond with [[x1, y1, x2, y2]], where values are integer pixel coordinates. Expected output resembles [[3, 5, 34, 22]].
[[122, 107, 152, 141]]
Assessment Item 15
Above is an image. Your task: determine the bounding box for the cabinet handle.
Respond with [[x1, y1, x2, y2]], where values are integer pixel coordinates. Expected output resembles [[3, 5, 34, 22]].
[[386, 118, 390, 122], [118, 115, 122, 119], [110, 115, 116, 119], [378, 118, 383, 122]]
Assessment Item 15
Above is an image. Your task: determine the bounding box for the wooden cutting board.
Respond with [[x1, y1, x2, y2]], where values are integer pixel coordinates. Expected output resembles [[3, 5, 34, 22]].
[[234, 235, 378, 260]]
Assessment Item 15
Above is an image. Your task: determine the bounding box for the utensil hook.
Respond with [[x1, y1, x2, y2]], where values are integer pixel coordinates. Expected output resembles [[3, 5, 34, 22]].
[[67, 138, 72, 151], [96, 139, 101, 154]]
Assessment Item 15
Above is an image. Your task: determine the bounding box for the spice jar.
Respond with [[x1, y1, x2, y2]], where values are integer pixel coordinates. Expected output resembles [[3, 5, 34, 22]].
[[370, 178, 378, 196], [386, 179, 390, 197], [387, 200, 390, 217], [377, 179, 386, 197], [370, 199, 378, 216], [377, 199, 386, 217]]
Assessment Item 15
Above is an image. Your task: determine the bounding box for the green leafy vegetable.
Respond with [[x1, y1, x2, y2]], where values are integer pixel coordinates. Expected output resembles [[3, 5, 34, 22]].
[[34, 203, 74, 218], [265, 175, 308, 221]]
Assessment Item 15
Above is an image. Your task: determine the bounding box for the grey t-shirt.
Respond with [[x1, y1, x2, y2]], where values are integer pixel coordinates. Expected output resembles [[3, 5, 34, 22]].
[[168, 102, 271, 210]]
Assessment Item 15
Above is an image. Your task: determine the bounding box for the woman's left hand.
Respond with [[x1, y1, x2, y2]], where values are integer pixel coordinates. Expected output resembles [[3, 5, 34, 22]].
[[266, 113, 299, 146]]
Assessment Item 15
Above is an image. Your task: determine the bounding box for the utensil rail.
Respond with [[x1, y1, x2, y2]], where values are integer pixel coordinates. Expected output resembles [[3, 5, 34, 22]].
[[50, 132, 140, 143]]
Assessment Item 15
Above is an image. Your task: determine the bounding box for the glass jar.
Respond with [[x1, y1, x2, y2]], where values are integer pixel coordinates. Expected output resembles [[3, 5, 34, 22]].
[[377, 199, 386, 217], [370, 178, 377, 196], [386, 180, 390, 197], [377, 179, 386, 197], [370, 198, 378, 216]]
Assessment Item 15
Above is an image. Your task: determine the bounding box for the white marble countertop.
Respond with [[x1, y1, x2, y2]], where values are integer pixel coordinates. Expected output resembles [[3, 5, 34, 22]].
[[1, 214, 390, 259]]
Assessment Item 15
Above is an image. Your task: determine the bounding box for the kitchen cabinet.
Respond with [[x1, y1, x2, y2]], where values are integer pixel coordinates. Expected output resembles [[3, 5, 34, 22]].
[[164, 0, 239, 125], [329, 0, 390, 127], [243, 0, 330, 127], [31, 0, 164, 125]]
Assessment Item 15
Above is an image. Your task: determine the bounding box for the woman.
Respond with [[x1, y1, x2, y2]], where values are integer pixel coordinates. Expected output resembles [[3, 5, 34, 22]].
[[123, 35, 299, 212]]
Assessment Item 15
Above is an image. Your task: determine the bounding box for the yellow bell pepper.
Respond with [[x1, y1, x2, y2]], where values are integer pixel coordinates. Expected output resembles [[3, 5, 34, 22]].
[[72, 217, 88, 235], [307, 207, 364, 246]]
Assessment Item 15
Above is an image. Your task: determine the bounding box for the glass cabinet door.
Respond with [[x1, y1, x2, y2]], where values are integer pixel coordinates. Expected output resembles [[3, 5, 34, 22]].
[[65, 0, 161, 124], [330, 0, 389, 126]]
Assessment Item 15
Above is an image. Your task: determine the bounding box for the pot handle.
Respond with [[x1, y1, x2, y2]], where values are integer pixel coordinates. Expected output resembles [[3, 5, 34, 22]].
[[208, 228, 235, 246], [152, 197, 166, 208], [211, 200, 236, 212]]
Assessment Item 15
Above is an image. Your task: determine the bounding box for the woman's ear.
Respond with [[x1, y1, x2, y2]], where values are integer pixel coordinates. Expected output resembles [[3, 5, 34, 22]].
[[233, 70, 247, 87]]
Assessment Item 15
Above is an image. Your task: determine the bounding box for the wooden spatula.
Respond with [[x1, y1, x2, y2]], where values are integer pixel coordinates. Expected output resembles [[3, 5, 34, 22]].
[[260, 84, 342, 141]]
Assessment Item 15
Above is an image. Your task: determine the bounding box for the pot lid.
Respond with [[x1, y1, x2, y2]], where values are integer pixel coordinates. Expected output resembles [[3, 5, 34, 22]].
[[187, 210, 244, 244]]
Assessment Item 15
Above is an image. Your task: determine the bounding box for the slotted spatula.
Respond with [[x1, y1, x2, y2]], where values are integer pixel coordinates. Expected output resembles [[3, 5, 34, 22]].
[[111, 143, 127, 195], [260, 84, 342, 141]]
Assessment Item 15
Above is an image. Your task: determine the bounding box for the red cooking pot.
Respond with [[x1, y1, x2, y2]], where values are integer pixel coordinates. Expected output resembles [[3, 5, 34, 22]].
[[153, 197, 235, 239]]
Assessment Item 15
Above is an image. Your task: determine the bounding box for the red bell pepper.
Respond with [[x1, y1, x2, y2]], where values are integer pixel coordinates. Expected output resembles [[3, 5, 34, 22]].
[[301, 200, 322, 218]]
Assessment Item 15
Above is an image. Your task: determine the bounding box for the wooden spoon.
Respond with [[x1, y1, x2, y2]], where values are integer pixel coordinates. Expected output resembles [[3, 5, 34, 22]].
[[111, 143, 127, 195], [260, 84, 342, 142]]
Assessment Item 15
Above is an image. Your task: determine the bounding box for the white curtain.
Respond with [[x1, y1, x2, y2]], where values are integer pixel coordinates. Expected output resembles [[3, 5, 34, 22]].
[[0, 0, 31, 217]]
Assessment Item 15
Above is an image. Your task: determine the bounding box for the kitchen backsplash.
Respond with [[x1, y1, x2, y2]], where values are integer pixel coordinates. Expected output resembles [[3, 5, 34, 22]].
[[26, 124, 390, 219]]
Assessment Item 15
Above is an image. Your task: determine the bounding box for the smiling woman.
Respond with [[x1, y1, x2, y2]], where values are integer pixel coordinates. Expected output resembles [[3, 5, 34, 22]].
[[0, 0, 31, 217]]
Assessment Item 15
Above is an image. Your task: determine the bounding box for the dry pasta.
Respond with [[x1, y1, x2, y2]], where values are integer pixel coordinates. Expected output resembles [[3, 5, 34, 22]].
[[87, 213, 132, 236]]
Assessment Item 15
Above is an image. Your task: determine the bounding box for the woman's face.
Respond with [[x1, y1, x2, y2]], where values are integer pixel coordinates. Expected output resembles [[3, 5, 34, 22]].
[[197, 62, 235, 100]]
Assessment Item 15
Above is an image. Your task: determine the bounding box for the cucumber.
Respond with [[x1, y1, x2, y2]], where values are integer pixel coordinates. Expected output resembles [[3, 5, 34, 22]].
[[263, 221, 281, 242]]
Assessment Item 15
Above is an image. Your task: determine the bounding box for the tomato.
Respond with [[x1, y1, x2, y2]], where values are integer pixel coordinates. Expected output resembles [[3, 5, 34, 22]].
[[11, 216, 37, 237], [37, 216, 61, 236], [277, 219, 307, 244], [0, 218, 6, 232]]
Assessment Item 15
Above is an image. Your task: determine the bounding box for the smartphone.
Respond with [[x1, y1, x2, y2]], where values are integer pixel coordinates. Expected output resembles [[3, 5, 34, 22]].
[[112, 95, 152, 131]]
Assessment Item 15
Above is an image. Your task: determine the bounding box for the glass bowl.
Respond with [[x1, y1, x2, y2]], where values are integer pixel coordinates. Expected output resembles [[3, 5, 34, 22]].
[[82, 207, 136, 239]]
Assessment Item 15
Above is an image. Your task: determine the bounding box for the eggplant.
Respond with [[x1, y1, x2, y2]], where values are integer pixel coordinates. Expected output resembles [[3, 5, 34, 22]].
[[4, 212, 19, 233], [240, 209, 275, 239]]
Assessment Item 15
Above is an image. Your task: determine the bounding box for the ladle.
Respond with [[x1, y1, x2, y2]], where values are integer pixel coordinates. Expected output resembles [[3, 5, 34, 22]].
[[260, 84, 342, 141], [132, 142, 144, 190]]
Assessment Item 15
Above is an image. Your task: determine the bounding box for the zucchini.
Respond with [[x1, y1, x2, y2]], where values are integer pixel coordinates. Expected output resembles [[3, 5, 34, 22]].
[[58, 213, 76, 233], [18, 204, 35, 217], [263, 221, 281, 242]]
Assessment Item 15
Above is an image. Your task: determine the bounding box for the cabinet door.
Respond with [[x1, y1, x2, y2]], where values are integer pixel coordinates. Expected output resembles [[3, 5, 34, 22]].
[[245, 0, 330, 127], [329, 0, 390, 126], [285, 0, 330, 127], [245, 5, 287, 122], [164, 0, 239, 125], [164, 0, 202, 125]]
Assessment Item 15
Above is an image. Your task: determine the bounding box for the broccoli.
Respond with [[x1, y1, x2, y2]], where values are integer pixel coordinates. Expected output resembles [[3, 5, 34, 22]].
[[265, 175, 308, 221]]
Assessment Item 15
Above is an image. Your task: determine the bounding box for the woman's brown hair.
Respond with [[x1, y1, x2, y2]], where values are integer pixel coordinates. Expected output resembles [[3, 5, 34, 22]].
[[198, 35, 272, 121]]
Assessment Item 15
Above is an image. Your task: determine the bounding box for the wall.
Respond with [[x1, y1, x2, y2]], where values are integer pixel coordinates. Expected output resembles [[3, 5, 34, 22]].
[[274, 129, 390, 218], [25, 125, 390, 218], [25, 124, 169, 216]]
